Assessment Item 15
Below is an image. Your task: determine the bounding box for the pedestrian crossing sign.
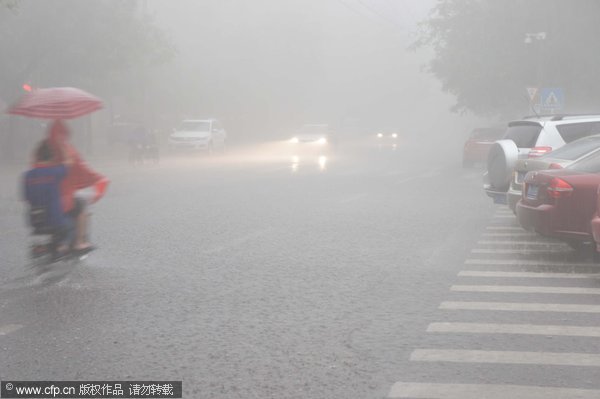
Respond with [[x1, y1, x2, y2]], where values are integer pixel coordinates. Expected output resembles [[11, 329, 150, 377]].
[[540, 88, 564, 112]]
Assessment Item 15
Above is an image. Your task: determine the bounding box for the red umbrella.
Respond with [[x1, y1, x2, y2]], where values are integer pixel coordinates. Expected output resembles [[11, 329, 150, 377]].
[[8, 87, 103, 119]]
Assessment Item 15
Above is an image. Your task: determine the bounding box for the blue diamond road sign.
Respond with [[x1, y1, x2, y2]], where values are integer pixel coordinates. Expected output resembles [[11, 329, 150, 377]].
[[540, 88, 565, 112]]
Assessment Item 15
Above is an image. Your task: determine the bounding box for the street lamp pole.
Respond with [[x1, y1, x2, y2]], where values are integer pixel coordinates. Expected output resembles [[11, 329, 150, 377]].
[[524, 32, 547, 113]]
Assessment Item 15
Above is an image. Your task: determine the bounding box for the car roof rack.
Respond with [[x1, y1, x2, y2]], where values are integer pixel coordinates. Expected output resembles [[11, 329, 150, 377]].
[[521, 114, 600, 121]]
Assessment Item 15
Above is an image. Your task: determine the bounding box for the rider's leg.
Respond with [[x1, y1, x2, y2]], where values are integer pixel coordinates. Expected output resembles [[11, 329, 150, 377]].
[[50, 225, 70, 260], [74, 211, 91, 250], [68, 198, 92, 250]]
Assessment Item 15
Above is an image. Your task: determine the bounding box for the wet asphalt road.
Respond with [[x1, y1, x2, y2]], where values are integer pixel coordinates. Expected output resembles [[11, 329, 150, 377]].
[[2, 140, 600, 398]]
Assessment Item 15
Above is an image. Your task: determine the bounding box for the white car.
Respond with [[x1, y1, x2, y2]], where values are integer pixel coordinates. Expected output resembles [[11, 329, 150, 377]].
[[484, 114, 600, 204], [289, 124, 333, 169], [376, 130, 400, 149], [168, 119, 227, 153]]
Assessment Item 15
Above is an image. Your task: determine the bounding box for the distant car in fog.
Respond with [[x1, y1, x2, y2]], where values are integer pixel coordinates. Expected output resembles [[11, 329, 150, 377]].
[[375, 130, 400, 149], [462, 127, 504, 168], [288, 124, 333, 169], [168, 119, 227, 153]]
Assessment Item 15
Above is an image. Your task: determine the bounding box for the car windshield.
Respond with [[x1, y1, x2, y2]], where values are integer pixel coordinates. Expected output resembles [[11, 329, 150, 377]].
[[504, 123, 542, 148], [177, 121, 211, 132], [298, 125, 329, 135], [540, 136, 600, 161]]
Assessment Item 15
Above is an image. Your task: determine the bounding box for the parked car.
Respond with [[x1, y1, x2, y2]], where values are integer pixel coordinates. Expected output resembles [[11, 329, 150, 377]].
[[590, 186, 600, 256], [462, 127, 504, 168], [168, 119, 227, 153], [484, 115, 600, 204], [507, 135, 600, 212], [517, 149, 600, 249]]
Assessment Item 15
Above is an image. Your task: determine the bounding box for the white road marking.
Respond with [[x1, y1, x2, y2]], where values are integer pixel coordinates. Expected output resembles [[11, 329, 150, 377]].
[[411, 349, 600, 366], [465, 258, 594, 266], [458, 270, 600, 279], [339, 193, 368, 204], [0, 324, 23, 336], [451, 285, 600, 295], [388, 382, 600, 399], [482, 233, 538, 237], [477, 240, 567, 246], [471, 248, 566, 254], [492, 214, 516, 219], [486, 226, 523, 231], [427, 322, 600, 337], [440, 301, 600, 313]]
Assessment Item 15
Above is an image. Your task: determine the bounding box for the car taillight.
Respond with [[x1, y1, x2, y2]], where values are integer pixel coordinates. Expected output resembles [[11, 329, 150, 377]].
[[547, 178, 573, 199], [529, 146, 552, 158], [549, 163, 563, 169]]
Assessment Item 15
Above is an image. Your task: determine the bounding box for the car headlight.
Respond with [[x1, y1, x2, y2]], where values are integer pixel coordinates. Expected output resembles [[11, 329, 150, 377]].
[[290, 137, 299, 144], [317, 137, 327, 145], [391, 133, 398, 138], [377, 133, 383, 138]]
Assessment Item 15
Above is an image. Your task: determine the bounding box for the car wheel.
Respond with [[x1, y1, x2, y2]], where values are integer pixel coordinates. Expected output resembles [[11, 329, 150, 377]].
[[487, 139, 518, 191]]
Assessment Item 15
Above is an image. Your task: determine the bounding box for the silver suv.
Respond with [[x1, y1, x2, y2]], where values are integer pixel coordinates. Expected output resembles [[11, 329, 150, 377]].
[[484, 115, 600, 204]]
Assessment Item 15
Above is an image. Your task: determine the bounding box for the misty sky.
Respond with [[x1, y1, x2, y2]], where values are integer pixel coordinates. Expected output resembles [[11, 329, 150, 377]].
[[145, 0, 481, 138]]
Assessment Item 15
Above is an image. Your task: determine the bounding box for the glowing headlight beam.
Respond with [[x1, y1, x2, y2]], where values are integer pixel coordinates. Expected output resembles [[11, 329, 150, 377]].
[[318, 156, 327, 170]]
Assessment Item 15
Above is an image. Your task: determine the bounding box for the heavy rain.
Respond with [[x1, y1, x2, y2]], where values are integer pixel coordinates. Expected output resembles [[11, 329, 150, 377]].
[[2, 1, 600, 398]]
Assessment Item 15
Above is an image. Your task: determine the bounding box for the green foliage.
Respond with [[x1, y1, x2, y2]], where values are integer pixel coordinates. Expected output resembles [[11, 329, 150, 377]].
[[0, 0, 174, 103], [0, 0, 18, 11], [415, 0, 600, 118]]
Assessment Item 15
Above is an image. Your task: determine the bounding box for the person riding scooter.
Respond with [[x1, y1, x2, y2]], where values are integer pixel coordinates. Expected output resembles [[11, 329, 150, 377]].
[[46, 120, 109, 253], [23, 141, 73, 259]]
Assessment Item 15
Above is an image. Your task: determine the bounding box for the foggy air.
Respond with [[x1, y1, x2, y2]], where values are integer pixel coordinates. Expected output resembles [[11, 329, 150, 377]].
[[2, 1, 600, 398]]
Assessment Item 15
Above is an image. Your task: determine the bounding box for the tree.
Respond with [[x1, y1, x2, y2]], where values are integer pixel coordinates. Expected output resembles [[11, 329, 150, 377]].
[[415, 0, 600, 118], [0, 0, 174, 104], [0, 0, 18, 11]]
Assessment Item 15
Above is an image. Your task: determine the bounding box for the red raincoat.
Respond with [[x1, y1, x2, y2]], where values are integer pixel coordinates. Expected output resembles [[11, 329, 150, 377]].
[[47, 120, 106, 213]]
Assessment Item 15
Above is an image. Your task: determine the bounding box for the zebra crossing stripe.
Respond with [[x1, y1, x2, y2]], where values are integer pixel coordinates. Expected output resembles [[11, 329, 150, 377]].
[[440, 301, 600, 313], [465, 259, 594, 266], [482, 233, 538, 237], [471, 248, 565, 254], [458, 271, 600, 279], [476, 240, 567, 246], [486, 226, 523, 231], [410, 349, 600, 366], [427, 322, 600, 337], [451, 285, 600, 295], [388, 382, 600, 399]]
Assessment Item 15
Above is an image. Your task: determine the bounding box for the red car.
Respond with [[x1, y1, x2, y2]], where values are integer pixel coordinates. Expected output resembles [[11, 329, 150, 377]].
[[517, 151, 600, 249], [462, 127, 505, 168], [590, 187, 600, 252]]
